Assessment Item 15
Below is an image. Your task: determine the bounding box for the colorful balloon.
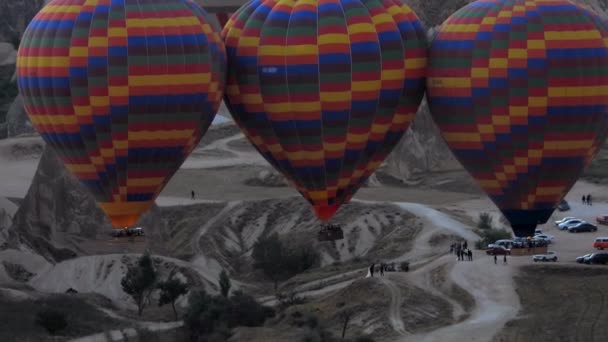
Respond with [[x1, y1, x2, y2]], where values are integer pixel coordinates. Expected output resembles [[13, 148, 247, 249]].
[[17, 0, 226, 227], [427, 0, 608, 237], [223, 0, 427, 221]]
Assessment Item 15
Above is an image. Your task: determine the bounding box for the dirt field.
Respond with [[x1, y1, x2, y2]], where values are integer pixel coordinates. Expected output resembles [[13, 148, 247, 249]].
[[494, 265, 608, 342]]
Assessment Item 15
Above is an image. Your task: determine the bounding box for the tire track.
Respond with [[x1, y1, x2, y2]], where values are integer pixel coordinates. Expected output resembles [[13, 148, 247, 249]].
[[380, 277, 408, 336], [589, 287, 605, 342], [575, 283, 592, 342]]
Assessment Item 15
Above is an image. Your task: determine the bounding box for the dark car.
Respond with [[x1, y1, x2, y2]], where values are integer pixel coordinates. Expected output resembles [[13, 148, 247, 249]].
[[557, 199, 570, 212], [584, 253, 608, 265], [486, 245, 511, 255], [576, 254, 593, 263], [568, 222, 598, 233]]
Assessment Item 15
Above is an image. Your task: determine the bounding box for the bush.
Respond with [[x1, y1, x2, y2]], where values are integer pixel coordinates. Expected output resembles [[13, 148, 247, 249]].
[[475, 229, 512, 249], [355, 336, 375, 342], [400, 261, 410, 272], [185, 288, 274, 341], [477, 212, 493, 230], [35, 309, 67, 335]]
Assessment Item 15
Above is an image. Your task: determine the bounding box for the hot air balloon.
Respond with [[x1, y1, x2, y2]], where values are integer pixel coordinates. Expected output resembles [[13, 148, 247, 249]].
[[16, 0, 226, 228], [427, 0, 608, 237], [223, 0, 427, 227]]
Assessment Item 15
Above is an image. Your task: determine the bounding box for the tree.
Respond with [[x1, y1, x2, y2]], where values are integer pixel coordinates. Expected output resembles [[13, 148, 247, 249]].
[[477, 212, 494, 230], [121, 251, 157, 316], [158, 272, 189, 320], [35, 309, 67, 336], [252, 234, 319, 291], [218, 269, 231, 298], [252, 233, 287, 291]]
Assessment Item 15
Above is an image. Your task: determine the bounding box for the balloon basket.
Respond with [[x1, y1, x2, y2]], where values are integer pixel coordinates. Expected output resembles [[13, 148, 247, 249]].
[[318, 224, 344, 242]]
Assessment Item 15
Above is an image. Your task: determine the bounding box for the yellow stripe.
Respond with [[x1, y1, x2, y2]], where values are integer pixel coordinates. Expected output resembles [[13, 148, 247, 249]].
[[65, 163, 96, 173], [259, 45, 286, 56], [492, 116, 510, 125], [371, 123, 390, 134], [108, 28, 127, 37], [545, 30, 601, 40], [382, 69, 404, 81], [371, 13, 394, 25], [129, 130, 194, 141], [444, 132, 481, 143], [293, 102, 320, 112], [508, 49, 527, 59], [428, 77, 471, 88], [69, 47, 88, 57], [286, 45, 317, 56], [319, 34, 349, 45], [529, 97, 547, 107], [405, 58, 426, 69], [479, 179, 501, 189], [30, 115, 77, 125], [41, 5, 82, 13], [347, 133, 369, 144], [241, 94, 263, 104], [504, 165, 516, 174], [527, 40, 545, 49], [88, 37, 108, 47], [481, 17, 496, 25], [514, 157, 528, 166], [353, 80, 381, 91], [324, 142, 345, 152], [349, 23, 375, 34], [321, 92, 350, 102], [100, 148, 115, 158], [129, 73, 210, 86], [471, 68, 488, 78], [528, 149, 542, 158], [74, 106, 92, 116], [548, 86, 608, 97], [126, 17, 200, 28], [91, 96, 109, 106], [489, 58, 508, 68], [509, 106, 528, 117], [392, 112, 414, 124], [543, 140, 593, 150], [127, 177, 165, 187], [308, 191, 328, 201], [109, 86, 129, 97], [443, 24, 480, 33], [477, 124, 494, 134], [115, 140, 128, 150], [237, 37, 260, 47], [19, 56, 69, 68]]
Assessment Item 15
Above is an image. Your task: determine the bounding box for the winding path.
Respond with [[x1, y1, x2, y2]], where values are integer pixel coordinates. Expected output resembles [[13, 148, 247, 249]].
[[380, 277, 408, 336]]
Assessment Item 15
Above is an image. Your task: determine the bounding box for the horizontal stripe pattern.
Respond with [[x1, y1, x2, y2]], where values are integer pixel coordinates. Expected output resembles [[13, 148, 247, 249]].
[[427, 0, 608, 224], [223, 0, 427, 221], [17, 0, 226, 227]]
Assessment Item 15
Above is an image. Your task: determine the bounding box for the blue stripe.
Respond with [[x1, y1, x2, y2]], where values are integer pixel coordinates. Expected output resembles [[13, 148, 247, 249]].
[[547, 48, 606, 58]]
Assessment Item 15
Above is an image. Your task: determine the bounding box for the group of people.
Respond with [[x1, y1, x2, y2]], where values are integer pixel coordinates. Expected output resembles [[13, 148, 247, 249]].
[[369, 263, 387, 277], [450, 241, 473, 261], [582, 194, 593, 205], [494, 254, 508, 264]]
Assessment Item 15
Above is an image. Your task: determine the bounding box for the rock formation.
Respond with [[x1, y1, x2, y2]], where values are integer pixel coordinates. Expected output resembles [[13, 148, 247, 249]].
[[6, 95, 35, 137]]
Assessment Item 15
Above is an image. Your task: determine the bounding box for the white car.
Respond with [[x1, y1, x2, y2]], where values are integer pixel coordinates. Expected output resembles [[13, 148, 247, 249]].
[[533, 234, 555, 244], [558, 219, 585, 230], [554, 217, 576, 226], [533, 251, 558, 262]]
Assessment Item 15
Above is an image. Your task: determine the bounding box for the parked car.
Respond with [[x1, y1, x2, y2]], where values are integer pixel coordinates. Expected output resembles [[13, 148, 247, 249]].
[[568, 222, 598, 233], [554, 217, 576, 226], [596, 215, 608, 225], [533, 251, 558, 262], [494, 239, 514, 248], [486, 245, 511, 255], [534, 229, 543, 235], [557, 199, 570, 211], [126, 227, 145, 236], [558, 219, 586, 230], [576, 254, 593, 263], [584, 253, 608, 265], [533, 234, 555, 244], [593, 237, 608, 250], [110, 229, 126, 237]]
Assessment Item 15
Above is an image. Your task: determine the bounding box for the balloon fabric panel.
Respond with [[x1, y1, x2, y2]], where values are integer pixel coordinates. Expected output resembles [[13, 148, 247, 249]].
[[223, 0, 427, 221], [17, 0, 226, 227], [427, 0, 608, 236]]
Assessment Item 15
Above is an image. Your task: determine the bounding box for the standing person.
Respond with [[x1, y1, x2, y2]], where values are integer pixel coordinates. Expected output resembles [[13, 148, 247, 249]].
[[463, 240, 468, 250], [588, 194, 592, 206], [582, 195, 586, 205], [380, 263, 385, 277], [450, 244, 454, 254], [503, 254, 507, 264], [494, 254, 497, 264], [468, 249, 473, 261], [191, 190, 195, 200], [370, 264, 375, 278]]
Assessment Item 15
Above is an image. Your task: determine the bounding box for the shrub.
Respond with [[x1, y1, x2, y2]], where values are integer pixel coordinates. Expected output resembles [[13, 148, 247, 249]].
[[477, 212, 493, 230], [35, 309, 67, 335], [355, 336, 375, 342], [400, 261, 410, 272]]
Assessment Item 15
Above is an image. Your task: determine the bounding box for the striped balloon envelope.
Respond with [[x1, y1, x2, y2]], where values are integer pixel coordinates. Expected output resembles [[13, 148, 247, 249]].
[[427, 0, 608, 237], [16, 0, 226, 228], [223, 0, 427, 221]]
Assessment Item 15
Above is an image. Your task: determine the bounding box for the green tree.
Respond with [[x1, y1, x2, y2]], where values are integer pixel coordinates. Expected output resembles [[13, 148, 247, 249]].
[[121, 252, 157, 316], [477, 212, 494, 230], [252, 233, 287, 291], [158, 272, 189, 320], [218, 269, 231, 298], [35, 309, 67, 336]]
